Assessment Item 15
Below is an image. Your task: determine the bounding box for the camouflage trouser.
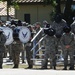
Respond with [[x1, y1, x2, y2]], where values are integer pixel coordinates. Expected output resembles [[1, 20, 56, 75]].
[[11, 42, 23, 66], [42, 49, 56, 69], [5, 45, 12, 59], [12, 50, 20, 65], [26, 43, 33, 67], [0, 52, 4, 68], [56, 38, 61, 54], [63, 49, 74, 67]]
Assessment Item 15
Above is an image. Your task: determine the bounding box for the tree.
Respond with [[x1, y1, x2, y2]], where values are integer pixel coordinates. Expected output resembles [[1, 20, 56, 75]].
[[0, 0, 18, 20], [44, 0, 61, 21], [44, 0, 74, 25], [63, 0, 73, 25], [55, 0, 61, 14]]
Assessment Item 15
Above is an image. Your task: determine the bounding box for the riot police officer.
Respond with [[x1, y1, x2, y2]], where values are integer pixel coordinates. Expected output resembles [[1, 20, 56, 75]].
[[11, 28, 23, 68], [41, 28, 57, 69], [25, 25, 34, 69], [61, 26, 75, 70]]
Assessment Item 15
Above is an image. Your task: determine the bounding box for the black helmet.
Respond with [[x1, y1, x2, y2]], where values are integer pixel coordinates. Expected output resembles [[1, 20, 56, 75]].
[[45, 24, 50, 28], [13, 28, 19, 40], [63, 26, 71, 33], [44, 28, 56, 36], [14, 28, 20, 34]]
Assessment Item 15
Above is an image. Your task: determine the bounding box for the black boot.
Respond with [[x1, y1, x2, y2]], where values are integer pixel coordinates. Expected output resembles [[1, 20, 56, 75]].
[[0, 65, 2, 69], [63, 66, 67, 70], [54, 66, 56, 70], [63, 68, 67, 70], [41, 65, 47, 69], [41, 67, 47, 69], [69, 64, 74, 70], [69, 66, 74, 70], [25, 65, 33, 69], [0, 63, 2, 69], [13, 64, 18, 68]]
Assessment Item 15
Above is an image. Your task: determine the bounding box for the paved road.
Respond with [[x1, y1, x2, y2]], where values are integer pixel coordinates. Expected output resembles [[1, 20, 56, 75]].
[[0, 69, 75, 75], [0, 57, 75, 75]]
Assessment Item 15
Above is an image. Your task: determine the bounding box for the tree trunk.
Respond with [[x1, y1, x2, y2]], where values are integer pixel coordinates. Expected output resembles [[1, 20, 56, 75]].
[[7, 5, 9, 21], [55, 0, 61, 14], [63, 0, 73, 25]]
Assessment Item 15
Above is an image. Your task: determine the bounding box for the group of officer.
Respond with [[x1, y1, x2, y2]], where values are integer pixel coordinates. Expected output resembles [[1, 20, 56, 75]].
[[41, 13, 75, 70], [0, 20, 31, 69], [0, 14, 75, 70]]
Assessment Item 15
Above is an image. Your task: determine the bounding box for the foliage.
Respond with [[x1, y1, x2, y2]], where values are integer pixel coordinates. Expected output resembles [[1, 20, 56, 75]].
[[44, 0, 57, 7], [50, 10, 56, 21], [0, 0, 19, 20], [51, 0, 57, 7], [0, 0, 19, 9], [44, 0, 57, 21]]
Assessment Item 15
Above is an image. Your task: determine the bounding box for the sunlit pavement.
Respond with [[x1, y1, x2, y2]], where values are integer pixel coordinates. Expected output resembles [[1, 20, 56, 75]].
[[0, 69, 75, 75], [0, 58, 75, 75]]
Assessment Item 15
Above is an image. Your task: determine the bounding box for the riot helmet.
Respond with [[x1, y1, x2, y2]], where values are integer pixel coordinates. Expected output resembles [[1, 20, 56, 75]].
[[17, 20, 22, 26], [44, 28, 56, 36], [44, 24, 50, 34], [11, 20, 16, 25], [13, 28, 19, 40], [45, 24, 50, 28], [63, 26, 71, 33]]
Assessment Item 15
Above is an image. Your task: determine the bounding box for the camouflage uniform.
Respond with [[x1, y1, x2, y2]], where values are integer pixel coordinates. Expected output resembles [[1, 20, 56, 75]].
[[41, 35, 57, 69], [25, 26, 34, 69], [11, 40, 23, 68], [5, 44, 12, 60], [0, 32, 6, 68], [51, 19, 67, 53], [25, 42, 33, 68], [61, 32, 75, 70]]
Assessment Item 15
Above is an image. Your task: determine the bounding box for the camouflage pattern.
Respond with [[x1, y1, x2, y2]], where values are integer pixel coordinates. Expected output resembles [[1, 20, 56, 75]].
[[11, 40, 23, 68], [0, 33, 6, 68], [71, 21, 75, 34], [41, 35, 57, 69], [25, 26, 34, 68], [51, 19, 67, 53], [61, 32, 75, 69], [5, 45, 12, 59], [51, 19, 67, 37], [25, 42, 33, 68]]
